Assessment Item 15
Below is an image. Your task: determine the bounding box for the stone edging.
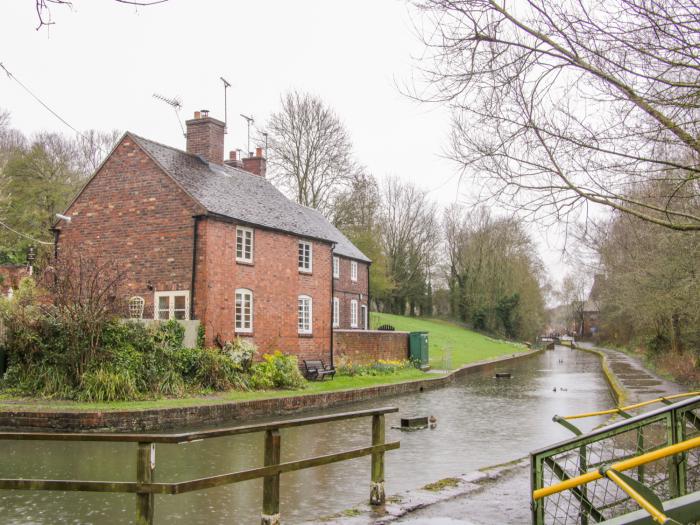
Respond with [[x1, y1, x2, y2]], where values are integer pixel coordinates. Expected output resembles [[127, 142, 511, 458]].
[[576, 345, 629, 406], [0, 348, 542, 432]]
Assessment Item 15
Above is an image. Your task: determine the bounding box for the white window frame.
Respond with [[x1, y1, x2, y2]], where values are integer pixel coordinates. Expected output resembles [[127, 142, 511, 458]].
[[361, 304, 368, 330], [350, 299, 358, 328], [154, 291, 190, 320], [298, 295, 313, 334], [298, 240, 313, 273], [235, 288, 254, 333], [333, 297, 340, 328], [333, 256, 340, 279], [351, 260, 358, 282], [236, 226, 254, 263]]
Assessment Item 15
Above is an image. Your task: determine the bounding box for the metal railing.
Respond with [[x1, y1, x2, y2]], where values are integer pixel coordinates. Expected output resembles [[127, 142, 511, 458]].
[[0, 406, 400, 525], [531, 396, 700, 524], [534, 437, 700, 525]]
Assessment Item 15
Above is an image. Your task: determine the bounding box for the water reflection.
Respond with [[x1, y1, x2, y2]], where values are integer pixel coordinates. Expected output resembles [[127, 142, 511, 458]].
[[0, 347, 612, 524]]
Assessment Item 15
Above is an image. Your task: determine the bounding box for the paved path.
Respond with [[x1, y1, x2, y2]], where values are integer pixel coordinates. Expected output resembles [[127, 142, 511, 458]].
[[388, 344, 685, 525], [577, 342, 683, 404]]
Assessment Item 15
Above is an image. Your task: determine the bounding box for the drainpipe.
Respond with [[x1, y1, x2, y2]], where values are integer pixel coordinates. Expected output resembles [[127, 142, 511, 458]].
[[367, 260, 371, 330], [190, 215, 202, 320]]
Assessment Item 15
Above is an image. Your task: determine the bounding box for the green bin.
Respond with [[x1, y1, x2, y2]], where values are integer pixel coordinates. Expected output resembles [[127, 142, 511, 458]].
[[409, 331, 429, 369]]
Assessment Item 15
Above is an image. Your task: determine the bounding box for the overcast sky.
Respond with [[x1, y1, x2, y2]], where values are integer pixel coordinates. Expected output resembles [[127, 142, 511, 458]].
[[0, 0, 579, 289]]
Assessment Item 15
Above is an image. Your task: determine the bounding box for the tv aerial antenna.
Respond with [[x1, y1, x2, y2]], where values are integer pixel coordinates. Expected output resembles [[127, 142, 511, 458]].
[[220, 77, 231, 134], [240, 113, 254, 155], [153, 93, 185, 137]]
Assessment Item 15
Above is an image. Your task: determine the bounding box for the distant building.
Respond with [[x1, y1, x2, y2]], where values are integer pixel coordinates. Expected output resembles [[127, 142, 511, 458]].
[[580, 274, 604, 338], [54, 111, 370, 363]]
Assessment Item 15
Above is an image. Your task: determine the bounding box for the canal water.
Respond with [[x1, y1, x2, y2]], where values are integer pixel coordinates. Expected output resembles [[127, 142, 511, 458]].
[[0, 346, 612, 524]]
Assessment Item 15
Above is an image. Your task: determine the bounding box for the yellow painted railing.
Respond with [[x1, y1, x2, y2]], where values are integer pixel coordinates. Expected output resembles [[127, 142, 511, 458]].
[[533, 435, 700, 501], [561, 392, 700, 421], [533, 435, 700, 524]]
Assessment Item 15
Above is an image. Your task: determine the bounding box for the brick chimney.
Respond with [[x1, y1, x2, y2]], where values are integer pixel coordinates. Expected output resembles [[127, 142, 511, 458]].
[[242, 147, 267, 177], [224, 150, 243, 169], [185, 110, 225, 164]]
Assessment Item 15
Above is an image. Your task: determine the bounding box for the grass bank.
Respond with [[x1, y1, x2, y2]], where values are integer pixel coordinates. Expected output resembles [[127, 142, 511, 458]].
[[0, 367, 432, 412], [370, 312, 526, 369]]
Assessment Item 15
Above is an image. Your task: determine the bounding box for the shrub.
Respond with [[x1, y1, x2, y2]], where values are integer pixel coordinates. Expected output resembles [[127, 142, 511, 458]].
[[195, 348, 247, 391], [223, 338, 257, 371], [249, 351, 306, 390], [79, 369, 137, 402], [154, 320, 185, 350]]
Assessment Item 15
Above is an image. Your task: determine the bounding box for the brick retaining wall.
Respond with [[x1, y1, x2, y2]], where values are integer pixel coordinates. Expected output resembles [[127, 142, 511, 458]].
[[0, 349, 542, 432], [333, 329, 409, 365]]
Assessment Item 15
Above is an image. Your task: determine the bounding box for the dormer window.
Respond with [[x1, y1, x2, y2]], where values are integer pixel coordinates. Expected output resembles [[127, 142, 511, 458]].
[[298, 240, 312, 273], [236, 226, 254, 263]]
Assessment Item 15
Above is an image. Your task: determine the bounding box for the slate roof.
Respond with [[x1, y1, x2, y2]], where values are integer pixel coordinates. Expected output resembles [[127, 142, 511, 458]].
[[298, 206, 371, 263], [130, 133, 370, 262]]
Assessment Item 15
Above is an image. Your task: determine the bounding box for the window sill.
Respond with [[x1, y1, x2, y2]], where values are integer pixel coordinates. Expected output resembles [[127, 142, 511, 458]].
[[298, 269, 313, 275], [298, 333, 314, 338], [235, 331, 255, 337], [236, 260, 254, 266]]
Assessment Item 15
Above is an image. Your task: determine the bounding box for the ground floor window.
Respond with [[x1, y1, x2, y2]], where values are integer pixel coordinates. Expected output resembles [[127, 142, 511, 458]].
[[154, 291, 190, 320], [361, 304, 367, 329], [350, 299, 358, 328], [298, 295, 312, 334], [235, 288, 253, 333]]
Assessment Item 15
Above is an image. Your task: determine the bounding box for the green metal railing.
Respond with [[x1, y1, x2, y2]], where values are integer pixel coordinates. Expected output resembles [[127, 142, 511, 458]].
[[0, 406, 400, 525], [531, 396, 700, 524]]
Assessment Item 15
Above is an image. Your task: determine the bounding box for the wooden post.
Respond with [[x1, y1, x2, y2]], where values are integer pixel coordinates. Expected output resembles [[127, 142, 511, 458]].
[[261, 429, 281, 525], [370, 414, 385, 505], [136, 442, 155, 525]]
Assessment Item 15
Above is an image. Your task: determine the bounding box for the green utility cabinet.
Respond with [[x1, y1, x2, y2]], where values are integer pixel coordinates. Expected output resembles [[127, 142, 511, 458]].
[[409, 331, 429, 369]]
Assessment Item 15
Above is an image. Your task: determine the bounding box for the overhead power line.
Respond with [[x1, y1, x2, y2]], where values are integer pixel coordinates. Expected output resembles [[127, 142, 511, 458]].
[[0, 61, 99, 149], [0, 219, 53, 245]]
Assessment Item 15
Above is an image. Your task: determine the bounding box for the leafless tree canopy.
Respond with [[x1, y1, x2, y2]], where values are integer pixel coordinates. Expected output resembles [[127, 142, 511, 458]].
[[414, 0, 700, 231], [266, 91, 357, 216], [34, 0, 168, 30]]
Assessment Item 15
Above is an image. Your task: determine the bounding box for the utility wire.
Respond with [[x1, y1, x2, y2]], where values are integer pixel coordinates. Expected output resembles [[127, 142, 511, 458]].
[[0, 219, 53, 245], [0, 61, 101, 150]]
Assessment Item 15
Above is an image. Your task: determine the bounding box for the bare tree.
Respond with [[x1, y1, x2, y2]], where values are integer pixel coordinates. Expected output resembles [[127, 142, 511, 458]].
[[265, 91, 357, 216], [381, 177, 440, 314], [413, 0, 700, 231], [33, 0, 169, 30], [74, 129, 121, 175]]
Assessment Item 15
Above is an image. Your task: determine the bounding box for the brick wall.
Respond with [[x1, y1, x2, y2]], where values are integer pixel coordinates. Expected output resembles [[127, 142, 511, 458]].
[[333, 256, 369, 329], [333, 329, 409, 365], [198, 218, 333, 362], [57, 136, 202, 318]]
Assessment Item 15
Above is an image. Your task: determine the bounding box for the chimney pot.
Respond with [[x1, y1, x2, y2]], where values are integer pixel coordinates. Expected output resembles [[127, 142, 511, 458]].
[[194, 111, 201, 119], [229, 150, 238, 161], [201, 109, 209, 117], [255, 147, 263, 158]]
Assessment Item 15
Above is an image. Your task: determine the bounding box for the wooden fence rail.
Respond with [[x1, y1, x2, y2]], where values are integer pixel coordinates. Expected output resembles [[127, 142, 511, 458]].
[[0, 406, 400, 525]]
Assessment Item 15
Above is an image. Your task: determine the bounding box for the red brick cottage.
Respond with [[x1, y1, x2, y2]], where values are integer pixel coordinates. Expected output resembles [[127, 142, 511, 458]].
[[54, 112, 370, 363]]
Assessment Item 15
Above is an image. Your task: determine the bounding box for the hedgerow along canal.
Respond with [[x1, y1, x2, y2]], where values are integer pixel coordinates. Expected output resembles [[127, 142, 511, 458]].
[[1, 346, 612, 524]]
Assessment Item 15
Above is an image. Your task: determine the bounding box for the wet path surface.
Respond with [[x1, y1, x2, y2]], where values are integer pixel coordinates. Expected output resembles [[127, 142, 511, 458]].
[[577, 343, 683, 404], [0, 347, 612, 524], [392, 344, 685, 525]]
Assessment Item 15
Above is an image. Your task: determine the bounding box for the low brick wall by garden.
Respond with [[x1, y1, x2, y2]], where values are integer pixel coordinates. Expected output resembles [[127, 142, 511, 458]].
[[333, 329, 409, 365], [0, 349, 542, 432]]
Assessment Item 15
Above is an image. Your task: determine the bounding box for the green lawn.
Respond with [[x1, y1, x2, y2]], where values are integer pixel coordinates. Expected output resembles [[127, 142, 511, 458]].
[[370, 312, 526, 369], [0, 367, 433, 412]]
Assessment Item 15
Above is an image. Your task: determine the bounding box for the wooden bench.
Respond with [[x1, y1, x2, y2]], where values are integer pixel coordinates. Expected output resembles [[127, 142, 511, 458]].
[[303, 360, 336, 381]]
